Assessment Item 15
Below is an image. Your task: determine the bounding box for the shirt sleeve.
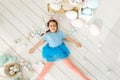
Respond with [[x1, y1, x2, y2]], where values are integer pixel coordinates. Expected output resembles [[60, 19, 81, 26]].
[[60, 31, 66, 39], [43, 34, 47, 41]]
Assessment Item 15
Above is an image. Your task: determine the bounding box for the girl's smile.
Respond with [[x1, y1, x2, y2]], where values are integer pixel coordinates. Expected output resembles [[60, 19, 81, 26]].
[[48, 22, 57, 33]]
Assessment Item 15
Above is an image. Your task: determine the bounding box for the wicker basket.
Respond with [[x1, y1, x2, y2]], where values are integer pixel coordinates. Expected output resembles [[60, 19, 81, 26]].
[[4, 63, 20, 78]]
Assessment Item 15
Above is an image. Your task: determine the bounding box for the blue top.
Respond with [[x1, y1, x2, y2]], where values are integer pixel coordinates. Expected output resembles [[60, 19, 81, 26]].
[[43, 31, 66, 47]]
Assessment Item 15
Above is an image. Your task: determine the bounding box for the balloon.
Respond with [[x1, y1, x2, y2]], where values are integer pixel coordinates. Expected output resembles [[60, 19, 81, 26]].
[[86, 0, 100, 9], [50, 3, 61, 11], [70, 19, 85, 28], [89, 24, 100, 36], [65, 11, 77, 20]]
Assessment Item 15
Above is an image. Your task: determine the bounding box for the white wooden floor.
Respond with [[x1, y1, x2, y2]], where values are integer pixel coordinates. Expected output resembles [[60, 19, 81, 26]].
[[0, 0, 120, 80]]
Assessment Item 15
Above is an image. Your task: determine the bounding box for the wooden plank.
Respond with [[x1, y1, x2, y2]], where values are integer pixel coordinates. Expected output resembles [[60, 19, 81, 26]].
[[72, 35, 119, 78], [67, 45, 108, 80]]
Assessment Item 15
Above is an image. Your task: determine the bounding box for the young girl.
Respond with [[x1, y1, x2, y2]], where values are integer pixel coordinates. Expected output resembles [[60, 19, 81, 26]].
[[29, 20, 89, 80]]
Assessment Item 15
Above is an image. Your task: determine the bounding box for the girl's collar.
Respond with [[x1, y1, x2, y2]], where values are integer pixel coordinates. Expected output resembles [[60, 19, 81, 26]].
[[49, 31, 59, 34]]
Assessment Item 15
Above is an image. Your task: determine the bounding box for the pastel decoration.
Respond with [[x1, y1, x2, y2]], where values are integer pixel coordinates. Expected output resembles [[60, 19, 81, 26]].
[[82, 1, 88, 8], [0, 55, 8, 66], [71, 19, 85, 28], [79, 13, 93, 22], [81, 8, 93, 16], [89, 24, 100, 36], [9, 70, 14, 75], [50, 3, 61, 11], [13, 67, 18, 72], [20, 62, 24, 65], [86, 0, 100, 9], [15, 77, 20, 80], [6, 55, 17, 61], [23, 66, 27, 69], [69, 0, 82, 6], [8, 57, 13, 61], [48, 0, 63, 3], [12, 57, 17, 61], [10, 66, 14, 70], [6, 55, 11, 59], [65, 11, 77, 20]]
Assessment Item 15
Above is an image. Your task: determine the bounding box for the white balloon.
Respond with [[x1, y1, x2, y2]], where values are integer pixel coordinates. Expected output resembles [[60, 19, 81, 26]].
[[89, 24, 100, 36], [65, 11, 77, 20], [50, 3, 61, 11], [71, 19, 85, 28]]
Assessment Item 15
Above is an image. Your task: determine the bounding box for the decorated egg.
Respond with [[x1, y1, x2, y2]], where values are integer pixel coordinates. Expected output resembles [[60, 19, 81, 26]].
[[9, 70, 15, 75], [50, 3, 61, 11], [65, 11, 77, 20], [10, 66, 14, 70], [13, 67, 18, 72]]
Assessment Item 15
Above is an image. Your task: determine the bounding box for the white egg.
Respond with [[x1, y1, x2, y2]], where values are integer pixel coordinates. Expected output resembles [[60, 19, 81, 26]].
[[9, 71, 15, 75], [65, 11, 78, 20], [50, 3, 61, 11], [20, 62, 24, 65], [13, 68, 18, 72], [23, 66, 27, 69], [10, 66, 14, 70]]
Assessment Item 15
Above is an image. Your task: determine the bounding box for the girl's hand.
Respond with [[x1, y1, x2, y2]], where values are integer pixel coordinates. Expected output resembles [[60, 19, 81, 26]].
[[75, 42, 82, 47], [29, 48, 35, 54]]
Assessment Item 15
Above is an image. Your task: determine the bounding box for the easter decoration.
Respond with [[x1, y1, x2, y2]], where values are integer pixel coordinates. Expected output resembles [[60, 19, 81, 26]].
[[46, 0, 100, 37], [0, 54, 17, 67], [20, 59, 33, 72], [47, 0, 79, 13], [0, 54, 20, 78], [4, 63, 20, 78]]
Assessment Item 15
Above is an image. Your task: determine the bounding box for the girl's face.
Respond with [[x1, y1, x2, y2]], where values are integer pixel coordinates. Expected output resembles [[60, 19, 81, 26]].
[[48, 22, 57, 33]]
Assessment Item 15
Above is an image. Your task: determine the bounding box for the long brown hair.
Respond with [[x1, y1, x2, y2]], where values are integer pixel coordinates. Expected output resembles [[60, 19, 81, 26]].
[[41, 19, 58, 36]]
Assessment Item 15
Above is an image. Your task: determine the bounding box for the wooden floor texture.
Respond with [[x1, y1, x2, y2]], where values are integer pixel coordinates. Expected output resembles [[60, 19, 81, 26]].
[[0, 0, 120, 80]]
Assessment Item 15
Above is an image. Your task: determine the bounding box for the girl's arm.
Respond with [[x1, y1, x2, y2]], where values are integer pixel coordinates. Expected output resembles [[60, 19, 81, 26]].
[[29, 39, 45, 54], [65, 36, 82, 47]]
